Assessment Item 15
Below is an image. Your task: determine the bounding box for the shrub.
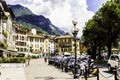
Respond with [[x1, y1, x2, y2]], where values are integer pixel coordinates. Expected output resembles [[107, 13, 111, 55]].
[[31, 55, 39, 59], [2, 30, 8, 38], [0, 58, 3, 63], [2, 58, 10, 63], [95, 59, 107, 64], [0, 57, 26, 63], [10, 57, 19, 63]]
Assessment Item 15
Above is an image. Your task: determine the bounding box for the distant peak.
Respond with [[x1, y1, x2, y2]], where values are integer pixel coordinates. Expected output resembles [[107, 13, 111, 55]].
[[8, 4, 23, 8], [9, 4, 33, 17]]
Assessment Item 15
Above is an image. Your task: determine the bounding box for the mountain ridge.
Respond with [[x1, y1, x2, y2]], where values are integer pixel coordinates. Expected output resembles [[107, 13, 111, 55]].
[[9, 4, 64, 35]]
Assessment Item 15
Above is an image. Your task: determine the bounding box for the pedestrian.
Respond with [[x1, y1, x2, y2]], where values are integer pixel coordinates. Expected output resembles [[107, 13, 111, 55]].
[[61, 60, 64, 71], [44, 57, 47, 63]]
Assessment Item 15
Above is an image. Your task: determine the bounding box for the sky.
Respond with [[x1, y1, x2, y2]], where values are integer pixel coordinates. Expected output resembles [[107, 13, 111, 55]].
[[5, 0, 107, 37]]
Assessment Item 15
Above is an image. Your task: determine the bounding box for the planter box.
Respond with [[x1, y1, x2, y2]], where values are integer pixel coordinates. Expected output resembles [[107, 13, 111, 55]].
[[0, 63, 26, 68]]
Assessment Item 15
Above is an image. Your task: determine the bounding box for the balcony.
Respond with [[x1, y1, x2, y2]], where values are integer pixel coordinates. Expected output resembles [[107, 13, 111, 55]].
[[2, 30, 8, 38], [60, 43, 71, 47], [1, 34, 7, 43]]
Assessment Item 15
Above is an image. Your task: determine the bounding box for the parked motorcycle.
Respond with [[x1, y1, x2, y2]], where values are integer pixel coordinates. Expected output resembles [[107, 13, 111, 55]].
[[79, 58, 98, 77], [71, 63, 81, 78]]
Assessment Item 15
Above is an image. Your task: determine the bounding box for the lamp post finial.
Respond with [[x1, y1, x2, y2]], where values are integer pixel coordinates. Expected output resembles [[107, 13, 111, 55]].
[[72, 20, 77, 27]]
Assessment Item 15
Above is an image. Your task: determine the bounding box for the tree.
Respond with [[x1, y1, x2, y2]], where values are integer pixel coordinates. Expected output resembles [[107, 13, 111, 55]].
[[82, 0, 120, 59], [98, 0, 120, 58], [82, 19, 99, 59]]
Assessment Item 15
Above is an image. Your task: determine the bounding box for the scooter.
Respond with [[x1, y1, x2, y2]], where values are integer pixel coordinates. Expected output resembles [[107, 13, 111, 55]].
[[84, 61, 98, 77], [79, 59, 98, 77], [79, 61, 86, 76], [91, 66, 98, 76], [71, 63, 81, 78]]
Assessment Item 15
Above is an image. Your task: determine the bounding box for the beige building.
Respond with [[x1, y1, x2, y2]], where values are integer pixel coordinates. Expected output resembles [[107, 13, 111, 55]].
[[0, 0, 16, 57], [44, 35, 56, 54], [27, 29, 56, 57], [49, 36, 56, 54], [14, 24, 28, 55], [27, 29, 45, 56]]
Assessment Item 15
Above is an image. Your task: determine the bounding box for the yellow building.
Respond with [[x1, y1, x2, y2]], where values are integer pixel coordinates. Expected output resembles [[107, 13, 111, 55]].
[[56, 33, 80, 55], [79, 42, 88, 53]]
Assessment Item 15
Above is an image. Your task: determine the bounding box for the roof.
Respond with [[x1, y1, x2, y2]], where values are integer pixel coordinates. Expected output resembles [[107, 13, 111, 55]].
[[17, 30, 27, 33], [0, 0, 15, 18], [27, 35, 45, 38], [0, 0, 9, 12], [56, 34, 73, 39], [8, 7, 15, 18]]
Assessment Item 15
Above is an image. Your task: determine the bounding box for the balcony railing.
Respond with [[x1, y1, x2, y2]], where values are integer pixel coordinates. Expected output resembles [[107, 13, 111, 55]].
[[2, 35, 7, 43], [60, 43, 71, 47]]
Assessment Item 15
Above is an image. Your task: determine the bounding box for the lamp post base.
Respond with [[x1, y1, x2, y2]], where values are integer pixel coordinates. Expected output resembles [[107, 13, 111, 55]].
[[73, 74, 79, 79]]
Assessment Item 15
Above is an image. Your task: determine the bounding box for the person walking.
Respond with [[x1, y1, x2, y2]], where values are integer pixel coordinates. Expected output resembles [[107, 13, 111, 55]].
[[44, 57, 47, 63]]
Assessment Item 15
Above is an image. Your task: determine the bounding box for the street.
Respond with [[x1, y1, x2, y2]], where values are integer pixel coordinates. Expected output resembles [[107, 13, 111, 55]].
[[25, 58, 76, 80], [24, 58, 115, 80], [0, 58, 115, 80]]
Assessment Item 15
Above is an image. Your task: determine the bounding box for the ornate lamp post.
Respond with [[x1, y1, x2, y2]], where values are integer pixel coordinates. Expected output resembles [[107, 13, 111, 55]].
[[71, 20, 79, 79], [28, 45, 32, 65]]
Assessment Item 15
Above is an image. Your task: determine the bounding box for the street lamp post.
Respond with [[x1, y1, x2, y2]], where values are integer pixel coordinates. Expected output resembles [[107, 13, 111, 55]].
[[28, 45, 32, 65], [71, 20, 79, 79], [28, 50, 30, 65]]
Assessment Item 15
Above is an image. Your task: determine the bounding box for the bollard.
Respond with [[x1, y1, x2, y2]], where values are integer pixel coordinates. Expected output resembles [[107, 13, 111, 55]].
[[84, 65, 87, 80], [114, 67, 117, 80], [97, 67, 99, 80], [0, 65, 2, 75]]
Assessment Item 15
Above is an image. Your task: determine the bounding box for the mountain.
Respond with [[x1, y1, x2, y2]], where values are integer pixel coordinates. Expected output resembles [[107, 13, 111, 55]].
[[9, 4, 64, 35]]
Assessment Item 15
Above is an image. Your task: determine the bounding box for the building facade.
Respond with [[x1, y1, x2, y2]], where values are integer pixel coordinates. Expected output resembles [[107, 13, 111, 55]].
[[14, 24, 28, 55], [0, 0, 88, 57], [0, 0, 16, 57], [56, 33, 80, 55], [79, 41, 87, 53], [27, 29, 45, 56]]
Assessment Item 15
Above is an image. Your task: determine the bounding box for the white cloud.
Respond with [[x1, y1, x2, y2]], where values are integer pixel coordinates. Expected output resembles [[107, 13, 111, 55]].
[[5, 0, 94, 37]]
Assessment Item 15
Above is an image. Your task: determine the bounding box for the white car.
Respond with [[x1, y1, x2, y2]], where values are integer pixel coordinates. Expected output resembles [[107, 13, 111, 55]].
[[107, 54, 120, 71]]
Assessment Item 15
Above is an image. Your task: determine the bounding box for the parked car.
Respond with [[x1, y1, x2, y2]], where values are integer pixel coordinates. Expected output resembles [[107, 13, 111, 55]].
[[108, 54, 120, 71]]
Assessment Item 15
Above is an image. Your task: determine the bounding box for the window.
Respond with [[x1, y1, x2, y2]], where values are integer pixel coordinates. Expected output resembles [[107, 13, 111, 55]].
[[24, 48, 27, 52], [17, 48, 19, 52], [115, 56, 119, 61], [22, 36, 24, 40], [110, 56, 115, 60], [20, 48, 23, 52], [30, 38, 33, 42], [16, 35, 18, 39]]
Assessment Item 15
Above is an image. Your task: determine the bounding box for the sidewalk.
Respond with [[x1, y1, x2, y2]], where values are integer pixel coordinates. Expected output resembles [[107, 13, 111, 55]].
[[24, 58, 110, 80], [0, 66, 26, 80], [25, 58, 76, 80], [0, 58, 113, 80]]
